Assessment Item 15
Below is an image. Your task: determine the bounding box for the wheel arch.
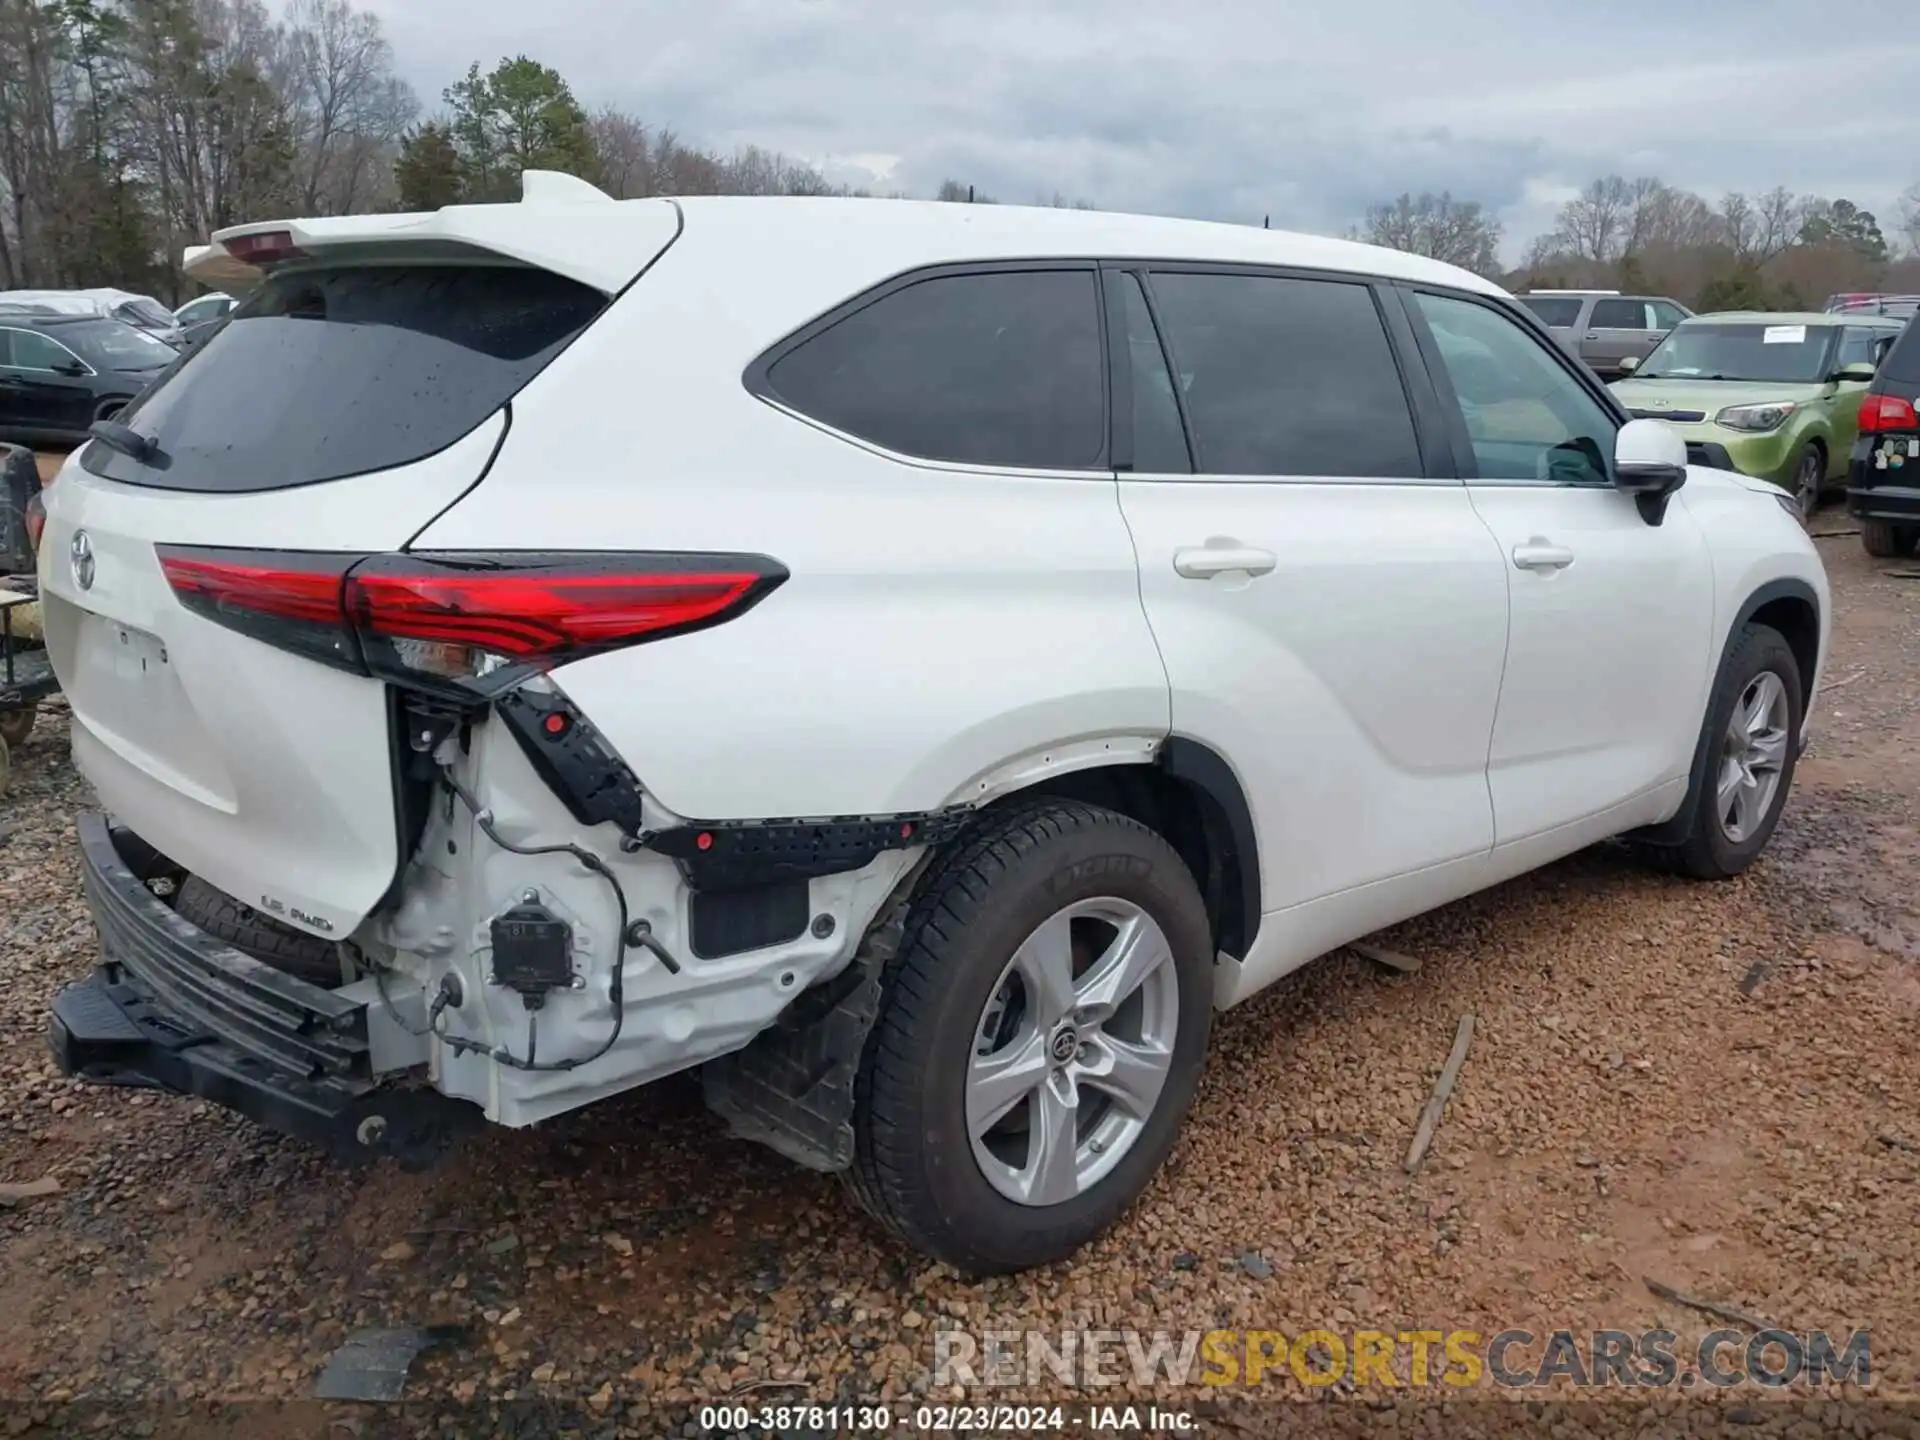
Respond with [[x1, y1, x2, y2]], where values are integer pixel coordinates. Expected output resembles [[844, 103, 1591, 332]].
[[1629, 575, 1821, 848], [995, 737, 1261, 963]]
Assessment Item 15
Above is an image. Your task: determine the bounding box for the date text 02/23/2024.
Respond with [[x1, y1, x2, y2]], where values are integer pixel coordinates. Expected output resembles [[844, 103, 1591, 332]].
[[696, 1402, 1197, 1433]]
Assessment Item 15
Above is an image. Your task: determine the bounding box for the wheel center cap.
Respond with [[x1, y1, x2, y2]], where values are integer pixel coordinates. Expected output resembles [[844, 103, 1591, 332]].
[[1048, 1026, 1080, 1064]]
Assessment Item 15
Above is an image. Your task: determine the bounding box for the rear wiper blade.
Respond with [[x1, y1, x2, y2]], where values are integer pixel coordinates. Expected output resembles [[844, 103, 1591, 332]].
[[88, 419, 158, 463]]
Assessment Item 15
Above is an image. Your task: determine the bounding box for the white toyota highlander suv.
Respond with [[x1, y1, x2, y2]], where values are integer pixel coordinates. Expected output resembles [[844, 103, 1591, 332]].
[[39, 173, 1827, 1275]]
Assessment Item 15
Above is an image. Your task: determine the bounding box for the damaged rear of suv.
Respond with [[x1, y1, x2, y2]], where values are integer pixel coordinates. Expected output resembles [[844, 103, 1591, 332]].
[[40, 175, 1223, 1275]]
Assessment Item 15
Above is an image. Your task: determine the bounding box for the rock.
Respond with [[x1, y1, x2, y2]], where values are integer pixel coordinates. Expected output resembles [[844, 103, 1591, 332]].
[[380, 1241, 415, 1262], [604, 1233, 633, 1257], [1236, 1252, 1274, 1280]]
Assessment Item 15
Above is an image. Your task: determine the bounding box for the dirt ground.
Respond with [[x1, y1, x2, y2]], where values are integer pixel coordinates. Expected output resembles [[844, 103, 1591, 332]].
[[0, 512, 1915, 1439]]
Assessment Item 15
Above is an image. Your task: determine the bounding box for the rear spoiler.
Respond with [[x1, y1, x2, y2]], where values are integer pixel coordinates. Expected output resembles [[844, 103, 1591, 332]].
[[182, 171, 676, 297]]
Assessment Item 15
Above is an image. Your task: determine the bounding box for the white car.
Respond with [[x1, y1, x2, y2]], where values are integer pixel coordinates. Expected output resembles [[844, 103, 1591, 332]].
[[38, 174, 1827, 1275], [3, 287, 185, 348]]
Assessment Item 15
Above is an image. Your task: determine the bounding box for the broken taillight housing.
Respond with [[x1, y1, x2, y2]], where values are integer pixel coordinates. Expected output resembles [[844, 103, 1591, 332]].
[[155, 548, 788, 693]]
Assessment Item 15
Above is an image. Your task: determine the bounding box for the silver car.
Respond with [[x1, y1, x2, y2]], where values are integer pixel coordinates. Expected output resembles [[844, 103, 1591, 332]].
[[1516, 290, 1692, 379]]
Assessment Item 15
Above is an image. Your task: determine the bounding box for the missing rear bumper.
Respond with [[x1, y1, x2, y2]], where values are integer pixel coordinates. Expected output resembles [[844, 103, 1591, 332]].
[[56, 811, 478, 1167]]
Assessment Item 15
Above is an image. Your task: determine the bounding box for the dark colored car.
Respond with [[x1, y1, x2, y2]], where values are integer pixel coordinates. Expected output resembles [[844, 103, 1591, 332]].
[[0, 307, 178, 446], [1847, 314, 1920, 556]]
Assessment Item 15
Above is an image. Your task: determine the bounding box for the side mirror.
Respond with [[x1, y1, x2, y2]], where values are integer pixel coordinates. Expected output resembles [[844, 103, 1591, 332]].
[[1614, 417, 1688, 525], [51, 358, 86, 377], [1831, 362, 1876, 384], [1616, 354, 1641, 375]]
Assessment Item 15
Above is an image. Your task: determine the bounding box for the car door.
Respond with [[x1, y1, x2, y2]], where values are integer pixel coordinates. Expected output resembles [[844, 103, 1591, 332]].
[[1582, 297, 1656, 376], [0, 326, 96, 435], [1110, 265, 1511, 990], [1827, 325, 1889, 472], [1399, 286, 1716, 848]]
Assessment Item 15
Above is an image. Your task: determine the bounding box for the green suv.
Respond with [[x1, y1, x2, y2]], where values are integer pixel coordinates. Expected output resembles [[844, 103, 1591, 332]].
[[1610, 311, 1904, 517]]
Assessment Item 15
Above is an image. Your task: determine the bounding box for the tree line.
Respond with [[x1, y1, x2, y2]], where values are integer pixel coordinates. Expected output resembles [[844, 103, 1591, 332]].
[[0, 0, 1087, 303], [1359, 180, 1920, 310], [4, 0, 1914, 312]]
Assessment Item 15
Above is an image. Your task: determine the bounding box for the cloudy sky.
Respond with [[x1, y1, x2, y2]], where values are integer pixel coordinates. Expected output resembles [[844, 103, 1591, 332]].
[[358, 0, 1920, 260]]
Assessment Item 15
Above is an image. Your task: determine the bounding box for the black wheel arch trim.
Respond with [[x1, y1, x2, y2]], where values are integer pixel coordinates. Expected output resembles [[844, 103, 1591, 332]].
[[1157, 735, 1261, 961], [1628, 576, 1821, 846]]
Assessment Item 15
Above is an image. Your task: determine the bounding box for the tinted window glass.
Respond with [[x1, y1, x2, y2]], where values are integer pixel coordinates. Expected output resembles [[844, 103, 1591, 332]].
[[766, 270, 1105, 470], [81, 265, 605, 493], [1147, 272, 1421, 477], [9, 329, 75, 371], [1649, 301, 1687, 329], [1116, 273, 1190, 473], [1880, 318, 1920, 386], [1590, 299, 1649, 329], [1414, 291, 1615, 485], [1518, 296, 1583, 328], [122, 297, 176, 329]]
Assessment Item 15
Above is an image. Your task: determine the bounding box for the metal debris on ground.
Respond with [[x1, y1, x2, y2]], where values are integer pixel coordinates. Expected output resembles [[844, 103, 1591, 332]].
[[1642, 1275, 1776, 1332], [1404, 1014, 1475, 1174], [1350, 942, 1422, 974], [312, 1325, 469, 1402]]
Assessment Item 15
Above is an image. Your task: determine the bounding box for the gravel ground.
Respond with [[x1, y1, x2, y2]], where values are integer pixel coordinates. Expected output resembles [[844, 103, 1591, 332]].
[[1, 523, 1916, 1439]]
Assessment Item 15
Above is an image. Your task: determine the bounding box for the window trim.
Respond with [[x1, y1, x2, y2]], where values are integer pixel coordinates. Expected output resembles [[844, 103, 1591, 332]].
[[1126, 259, 1449, 485], [0, 326, 95, 377], [743, 259, 1114, 476], [1391, 281, 1629, 489]]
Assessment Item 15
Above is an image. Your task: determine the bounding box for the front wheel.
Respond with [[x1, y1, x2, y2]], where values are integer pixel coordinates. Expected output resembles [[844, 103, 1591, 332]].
[[845, 799, 1214, 1275], [1639, 623, 1802, 880], [1791, 444, 1825, 522]]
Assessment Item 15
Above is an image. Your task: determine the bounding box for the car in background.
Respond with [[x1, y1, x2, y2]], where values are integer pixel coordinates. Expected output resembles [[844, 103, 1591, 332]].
[[173, 291, 234, 328], [1516, 289, 1692, 379], [1847, 310, 1920, 556], [1824, 293, 1920, 321], [0, 304, 178, 446], [1611, 311, 1904, 518], [1, 288, 186, 349]]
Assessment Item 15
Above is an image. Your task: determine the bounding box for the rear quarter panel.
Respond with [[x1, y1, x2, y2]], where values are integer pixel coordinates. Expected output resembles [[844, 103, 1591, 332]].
[[410, 231, 1171, 821]]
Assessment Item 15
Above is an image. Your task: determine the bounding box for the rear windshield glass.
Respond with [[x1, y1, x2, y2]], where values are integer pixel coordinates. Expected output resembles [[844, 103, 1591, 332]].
[[1518, 296, 1583, 328], [82, 264, 605, 493], [1880, 317, 1920, 386]]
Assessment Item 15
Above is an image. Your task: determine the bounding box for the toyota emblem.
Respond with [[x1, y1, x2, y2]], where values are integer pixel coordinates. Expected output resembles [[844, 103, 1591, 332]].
[[70, 529, 95, 591]]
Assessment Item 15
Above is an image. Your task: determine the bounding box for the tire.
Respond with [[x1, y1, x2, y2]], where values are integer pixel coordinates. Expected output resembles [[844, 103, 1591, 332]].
[[1861, 518, 1919, 558], [0, 702, 32, 748], [1791, 443, 1825, 522], [1638, 623, 1802, 880], [845, 798, 1214, 1275], [173, 875, 342, 985]]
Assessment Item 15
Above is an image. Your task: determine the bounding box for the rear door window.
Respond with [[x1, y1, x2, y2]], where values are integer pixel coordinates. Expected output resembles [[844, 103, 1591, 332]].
[[1144, 270, 1423, 478], [82, 264, 607, 493], [1518, 297, 1583, 328], [761, 269, 1106, 470], [1649, 301, 1687, 329], [1589, 299, 1651, 330]]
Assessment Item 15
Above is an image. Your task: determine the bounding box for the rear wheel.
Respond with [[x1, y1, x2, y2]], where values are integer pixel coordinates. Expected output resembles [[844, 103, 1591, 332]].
[[1861, 518, 1919, 558], [1792, 443, 1825, 522], [845, 799, 1214, 1275], [1637, 623, 1802, 880], [173, 875, 343, 985]]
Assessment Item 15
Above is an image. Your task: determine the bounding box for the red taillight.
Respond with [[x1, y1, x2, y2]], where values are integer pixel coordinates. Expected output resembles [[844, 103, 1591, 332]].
[[221, 230, 306, 265], [1859, 394, 1919, 433], [155, 548, 787, 691]]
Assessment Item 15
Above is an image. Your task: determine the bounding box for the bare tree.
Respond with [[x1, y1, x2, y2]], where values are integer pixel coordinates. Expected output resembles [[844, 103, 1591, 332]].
[[283, 0, 415, 214], [588, 104, 649, 197], [1897, 179, 1920, 258], [1363, 191, 1502, 276]]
